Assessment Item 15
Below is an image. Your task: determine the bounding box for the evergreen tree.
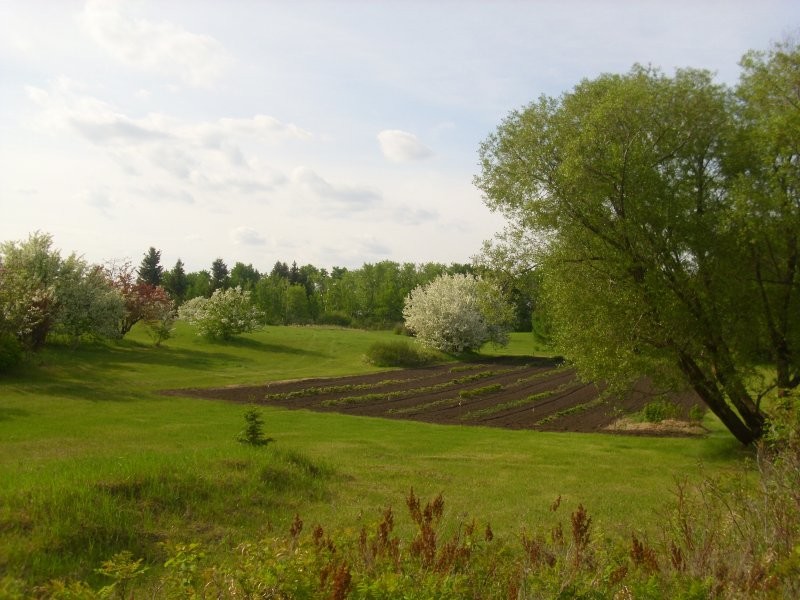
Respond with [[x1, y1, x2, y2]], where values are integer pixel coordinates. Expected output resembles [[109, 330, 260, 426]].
[[163, 259, 188, 303], [270, 261, 289, 279], [210, 258, 230, 292], [288, 261, 300, 285], [137, 247, 163, 286]]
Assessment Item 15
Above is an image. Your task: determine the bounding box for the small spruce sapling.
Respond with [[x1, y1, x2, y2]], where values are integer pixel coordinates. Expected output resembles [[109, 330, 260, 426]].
[[238, 406, 274, 446]]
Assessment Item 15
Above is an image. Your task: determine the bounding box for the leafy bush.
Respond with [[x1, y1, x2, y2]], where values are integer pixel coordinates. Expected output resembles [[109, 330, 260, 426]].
[[403, 273, 514, 353], [0, 333, 22, 372], [365, 340, 437, 367], [316, 311, 352, 327], [178, 287, 264, 340], [641, 399, 682, 423]]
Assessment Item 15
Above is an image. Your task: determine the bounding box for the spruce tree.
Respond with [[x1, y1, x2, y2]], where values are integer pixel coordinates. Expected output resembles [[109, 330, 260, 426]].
[[163, 258, 188, 303], [210, 258, 230, 292], [137, 247, 163, 286]]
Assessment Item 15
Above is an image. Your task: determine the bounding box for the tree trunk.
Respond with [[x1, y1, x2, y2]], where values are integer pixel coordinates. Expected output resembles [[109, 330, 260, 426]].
[[677, 351, 759, 445]]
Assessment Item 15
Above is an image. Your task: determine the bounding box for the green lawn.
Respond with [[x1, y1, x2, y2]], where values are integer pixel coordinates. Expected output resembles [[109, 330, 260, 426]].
[[0, 324, 748, 587]]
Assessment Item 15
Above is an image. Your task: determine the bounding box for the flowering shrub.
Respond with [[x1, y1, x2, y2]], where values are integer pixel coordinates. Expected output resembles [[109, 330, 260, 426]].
[[402, 274, 513, 353], [54, 259, 125, 344], [178, 287, 263, 340]]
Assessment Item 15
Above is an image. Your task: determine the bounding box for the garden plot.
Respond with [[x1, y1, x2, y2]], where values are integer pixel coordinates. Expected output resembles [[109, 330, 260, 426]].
[[168, 357, 704, 435]]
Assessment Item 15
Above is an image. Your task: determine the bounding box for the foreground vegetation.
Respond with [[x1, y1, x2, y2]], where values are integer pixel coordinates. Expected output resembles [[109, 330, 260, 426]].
[[3, 324, 783, 597]]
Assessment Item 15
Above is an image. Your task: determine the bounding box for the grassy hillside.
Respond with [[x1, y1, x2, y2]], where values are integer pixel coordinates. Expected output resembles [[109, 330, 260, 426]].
[[0, 324, 747, 587]]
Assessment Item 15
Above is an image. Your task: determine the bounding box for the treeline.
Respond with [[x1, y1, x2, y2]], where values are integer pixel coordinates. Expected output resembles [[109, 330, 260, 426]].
[[159, 254, 533, 330]]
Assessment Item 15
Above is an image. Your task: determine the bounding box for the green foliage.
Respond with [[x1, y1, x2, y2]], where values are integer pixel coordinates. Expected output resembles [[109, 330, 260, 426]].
[[229, 262, 260, 291], [210, 258, 229, 292], [238, 406, 274, 446], [162, 258, 188, 304], [0, 333, 23, 372], [96, 550, 149, 599], [184, 269, 211, 300], [458, 383, 503, 399], [641, 400, 682, 423], [475, 42, 800, 443], [364, 339, 438, 367], [316, 311, 352, 327], [54, 259, 124, 345], [688, 404, 706, 422], [178, 287, 264, 339], [142, 304, 176, 347], [136, 247, 163, 286]]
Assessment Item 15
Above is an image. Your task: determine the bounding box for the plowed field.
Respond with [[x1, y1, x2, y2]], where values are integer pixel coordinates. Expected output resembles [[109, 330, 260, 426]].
[[166, 357, 705, 436]]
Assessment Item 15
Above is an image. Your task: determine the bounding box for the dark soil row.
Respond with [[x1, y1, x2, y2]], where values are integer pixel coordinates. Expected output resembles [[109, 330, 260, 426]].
[[164, 357, 704, 436]]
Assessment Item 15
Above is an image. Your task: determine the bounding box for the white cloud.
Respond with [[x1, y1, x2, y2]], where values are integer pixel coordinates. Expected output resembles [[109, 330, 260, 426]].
[[391, 206, 439, 226], [291, 166, 382, 213], [134, 185, 194, 205], [377, 130, 433, 162], [231, 227, 267, 246], [76, 187, 116, 217], [26, 78, 168, 144], [25, 79, 299, 199], [80, 0, 231, 87]]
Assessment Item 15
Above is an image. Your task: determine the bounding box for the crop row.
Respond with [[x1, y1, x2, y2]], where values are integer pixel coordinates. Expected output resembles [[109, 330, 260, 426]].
[[321, 370, 511, 407]]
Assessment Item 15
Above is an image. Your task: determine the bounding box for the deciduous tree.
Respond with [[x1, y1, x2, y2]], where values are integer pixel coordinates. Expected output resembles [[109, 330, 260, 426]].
[[402, 273, 513, 353], [178, 286, 263, 340], [476, 43, 800, 443]]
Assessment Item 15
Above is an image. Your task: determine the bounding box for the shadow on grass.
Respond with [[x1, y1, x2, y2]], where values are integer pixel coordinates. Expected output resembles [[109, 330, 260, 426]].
[[221, 336, 326, 357], [5, 337, 325, 403], [0, 407, 31, 421]]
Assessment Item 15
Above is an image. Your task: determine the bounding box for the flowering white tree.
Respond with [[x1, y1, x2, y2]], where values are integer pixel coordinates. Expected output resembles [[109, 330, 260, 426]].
[[0, 232, 61, 349], [178, 287, 264, 340], [402, 273, 514, 353]]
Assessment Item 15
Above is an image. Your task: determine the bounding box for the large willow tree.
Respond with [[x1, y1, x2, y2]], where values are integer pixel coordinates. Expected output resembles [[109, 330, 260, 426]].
[[476, 41, 799, 444]]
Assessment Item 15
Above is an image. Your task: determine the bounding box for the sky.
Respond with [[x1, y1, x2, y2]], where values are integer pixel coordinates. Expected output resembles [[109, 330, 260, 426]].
[[1, 1, 799, 273]]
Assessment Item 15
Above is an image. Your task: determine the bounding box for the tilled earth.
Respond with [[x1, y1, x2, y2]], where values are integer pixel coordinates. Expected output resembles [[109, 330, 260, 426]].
[[165, 357, 705, 436]]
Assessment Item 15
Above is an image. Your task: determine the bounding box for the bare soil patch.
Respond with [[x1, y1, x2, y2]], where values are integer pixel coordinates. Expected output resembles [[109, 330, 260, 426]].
[[164, 357, 705, 436]]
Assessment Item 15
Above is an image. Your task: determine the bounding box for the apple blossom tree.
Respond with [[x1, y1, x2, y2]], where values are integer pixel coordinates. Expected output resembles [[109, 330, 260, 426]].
[[402, 273, 514, 353]]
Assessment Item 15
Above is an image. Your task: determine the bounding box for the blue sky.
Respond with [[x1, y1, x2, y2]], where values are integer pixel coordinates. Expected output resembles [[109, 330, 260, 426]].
[[1, 0, 798, 272]]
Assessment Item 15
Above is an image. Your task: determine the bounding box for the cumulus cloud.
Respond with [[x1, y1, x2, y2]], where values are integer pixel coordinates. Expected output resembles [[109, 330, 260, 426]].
[[356, 235, 391, 256], [291, 166, 382, 213], [391, 206, 439, 226], [77, 187, 116, 217], [26, 79, 168, 145], [377, 130, 433, 162], [25, 79, 299, 198], [81, 0, 231, 87], [134, 185, 195, 204], [231, 226, 267, 246]]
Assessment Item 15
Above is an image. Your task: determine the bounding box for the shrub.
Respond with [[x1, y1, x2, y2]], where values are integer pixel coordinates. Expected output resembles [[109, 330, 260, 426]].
[[402, 273, 514, 353], [316, 311, 352, 327], [365, 340, 437, 367], [0, 333, 22, 372], [178, 287, 264, 340], [641, 399, 682, 423], [688, 404, 706, 422]]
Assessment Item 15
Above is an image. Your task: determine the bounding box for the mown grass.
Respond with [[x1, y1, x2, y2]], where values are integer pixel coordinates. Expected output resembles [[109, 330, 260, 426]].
[[0, 324, 748, 588]]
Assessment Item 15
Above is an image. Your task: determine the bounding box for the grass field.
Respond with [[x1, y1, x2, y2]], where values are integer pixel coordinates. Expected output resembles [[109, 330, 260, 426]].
[[0, 323, 749, 587]]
